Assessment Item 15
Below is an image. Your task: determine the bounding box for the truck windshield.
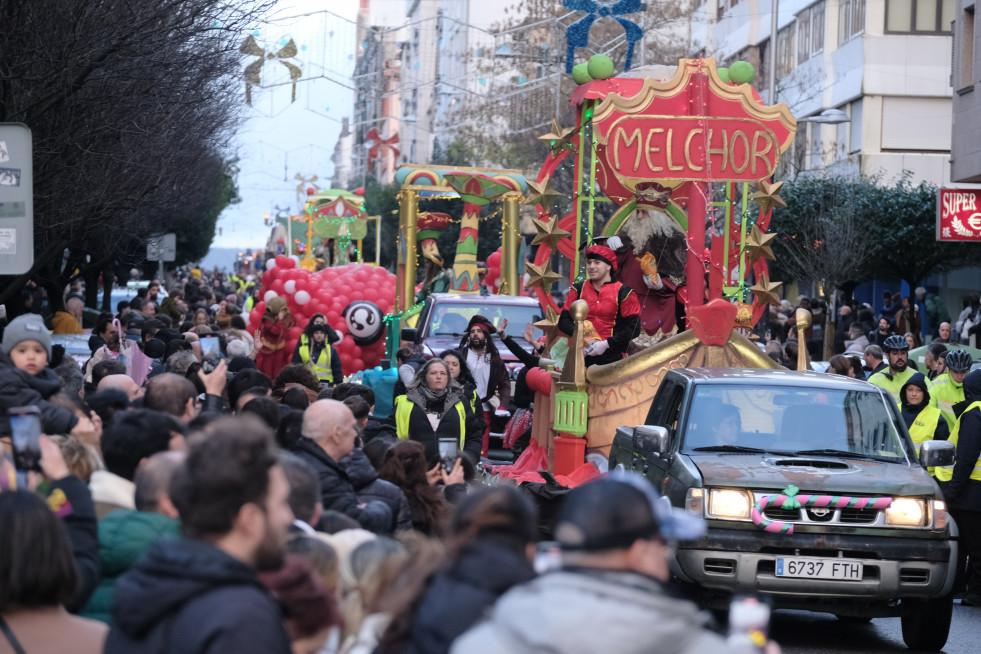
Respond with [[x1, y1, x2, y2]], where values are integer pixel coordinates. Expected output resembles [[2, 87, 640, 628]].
[[681, 385, 910, 462], [428, 304, 543, 336]]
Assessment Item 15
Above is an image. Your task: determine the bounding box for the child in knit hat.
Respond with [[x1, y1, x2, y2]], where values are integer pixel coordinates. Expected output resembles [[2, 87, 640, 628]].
[[1, 314, 91, 438]]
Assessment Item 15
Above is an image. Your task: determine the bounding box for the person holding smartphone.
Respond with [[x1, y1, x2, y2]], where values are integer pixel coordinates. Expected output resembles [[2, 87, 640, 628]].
[[1, 314, 94, 441]]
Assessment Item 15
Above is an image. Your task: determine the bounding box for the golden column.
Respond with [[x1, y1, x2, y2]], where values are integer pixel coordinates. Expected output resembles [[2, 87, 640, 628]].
[[501, 191, 522, 296], [397, 189, 418, 312]]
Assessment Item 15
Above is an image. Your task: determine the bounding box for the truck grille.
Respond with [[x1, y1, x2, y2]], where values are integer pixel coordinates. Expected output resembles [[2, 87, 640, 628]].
[[755, 493, 886, 527]]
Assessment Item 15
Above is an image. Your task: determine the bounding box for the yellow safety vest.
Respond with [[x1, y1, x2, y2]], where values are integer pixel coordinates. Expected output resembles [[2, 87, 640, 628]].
[[868, 368, 915, 403], [928, 374, 965, 430], [935, 400, 981, 482], [297, 334, 334, 383], [394, 395, 466, 450]]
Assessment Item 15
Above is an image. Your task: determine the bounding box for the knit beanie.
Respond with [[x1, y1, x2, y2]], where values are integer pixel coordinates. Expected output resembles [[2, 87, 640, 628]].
[[2, 313, 52, 360]]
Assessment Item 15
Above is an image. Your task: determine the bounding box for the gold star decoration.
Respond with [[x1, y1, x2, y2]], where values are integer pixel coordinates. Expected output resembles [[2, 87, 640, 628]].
[[749, 180, 787, 215], [524, 178, 564, 208], [533, 305, 562, 353], [538, 118, 577, 157], [749, 273, 783, 306], [531, 216, 572, 250], [745, 224, 777, 264], [525, 260, 563, 290]]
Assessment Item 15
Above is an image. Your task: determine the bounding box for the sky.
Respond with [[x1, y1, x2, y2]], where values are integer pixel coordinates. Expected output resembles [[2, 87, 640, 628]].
[[213, 0, 361, 252]]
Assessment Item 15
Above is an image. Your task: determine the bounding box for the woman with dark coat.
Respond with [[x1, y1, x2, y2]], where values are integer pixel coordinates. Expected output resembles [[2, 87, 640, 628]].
[[391, 359, 482, 466], [376, 486, 538, 654], [438, 350, 485, 435]]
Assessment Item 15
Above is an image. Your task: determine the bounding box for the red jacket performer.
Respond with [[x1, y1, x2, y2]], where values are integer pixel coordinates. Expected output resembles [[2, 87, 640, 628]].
[[558, 244, 641, 367]]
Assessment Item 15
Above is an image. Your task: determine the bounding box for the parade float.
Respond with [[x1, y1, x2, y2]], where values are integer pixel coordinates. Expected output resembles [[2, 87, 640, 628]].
[[510, 55, 799, 476]]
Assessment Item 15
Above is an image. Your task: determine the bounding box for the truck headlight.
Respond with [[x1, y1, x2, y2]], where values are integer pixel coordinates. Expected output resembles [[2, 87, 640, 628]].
[[707, 489, 753, 520], [885, 498, 928, 527]]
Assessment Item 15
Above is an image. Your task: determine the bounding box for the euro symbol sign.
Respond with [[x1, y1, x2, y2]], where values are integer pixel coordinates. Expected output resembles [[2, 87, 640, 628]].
[[970, 213, 981, 231]]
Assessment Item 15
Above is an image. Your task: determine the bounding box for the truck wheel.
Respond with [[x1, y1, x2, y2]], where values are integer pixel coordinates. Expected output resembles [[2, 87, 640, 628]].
[[901, 595, 953, 651]]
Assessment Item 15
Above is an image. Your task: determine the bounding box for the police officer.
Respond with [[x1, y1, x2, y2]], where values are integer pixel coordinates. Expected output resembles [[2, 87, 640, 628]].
[[936, 370, 981, 606], [930, 349, 973, 430], [868, 335, 915, 403]]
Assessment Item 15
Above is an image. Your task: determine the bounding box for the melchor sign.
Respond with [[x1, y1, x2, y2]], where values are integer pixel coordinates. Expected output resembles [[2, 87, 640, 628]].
[[589, 59, 796, 191], [607, 116, 780, 182]]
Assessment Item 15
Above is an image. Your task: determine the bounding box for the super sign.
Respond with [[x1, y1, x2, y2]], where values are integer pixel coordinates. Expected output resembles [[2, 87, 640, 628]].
[[937, 188, 981, 241]]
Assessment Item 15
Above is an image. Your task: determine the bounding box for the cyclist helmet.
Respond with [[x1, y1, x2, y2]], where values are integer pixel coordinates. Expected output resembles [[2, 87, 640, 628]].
[[945, 349, 973, 373], [882, 335, 910, 352]]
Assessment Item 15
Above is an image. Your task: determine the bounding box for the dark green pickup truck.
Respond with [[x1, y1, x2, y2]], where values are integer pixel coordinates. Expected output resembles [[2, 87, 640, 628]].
[[610, 368, 958, 651]]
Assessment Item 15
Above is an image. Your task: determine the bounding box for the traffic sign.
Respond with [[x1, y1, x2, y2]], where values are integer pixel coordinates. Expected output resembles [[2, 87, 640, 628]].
[[0, 124, 33, 274], [147, 233, 177, 262]]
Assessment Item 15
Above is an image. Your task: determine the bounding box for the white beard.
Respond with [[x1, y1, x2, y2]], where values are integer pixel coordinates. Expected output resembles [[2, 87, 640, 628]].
[[622, 209, 686, 256]]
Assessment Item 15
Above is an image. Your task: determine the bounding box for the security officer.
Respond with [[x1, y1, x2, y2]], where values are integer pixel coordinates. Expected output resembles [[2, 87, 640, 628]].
[[868, 335, 916, 403], [294, 324, 341, 385], [899, 373, 949, 475], [937, 369, 981, 606], [930, 349, 973, 430]]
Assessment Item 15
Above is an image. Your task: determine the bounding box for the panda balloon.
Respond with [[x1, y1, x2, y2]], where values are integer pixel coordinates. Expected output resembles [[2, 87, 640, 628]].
[[343, 301, 385, 346]]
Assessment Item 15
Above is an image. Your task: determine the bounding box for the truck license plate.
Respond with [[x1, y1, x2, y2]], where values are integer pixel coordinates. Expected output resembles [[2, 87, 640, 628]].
[[775, 557, 863, 580]]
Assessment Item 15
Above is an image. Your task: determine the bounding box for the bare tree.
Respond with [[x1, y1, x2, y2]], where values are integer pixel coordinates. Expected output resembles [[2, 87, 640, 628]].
[[771, 178, 876, 359], [0, 0, 273, 314]]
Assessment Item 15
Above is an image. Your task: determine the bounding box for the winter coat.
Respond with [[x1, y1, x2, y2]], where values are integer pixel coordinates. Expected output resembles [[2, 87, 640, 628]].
[[105, 538, 292, 654], [80, 510, 181, 623], [43, 475, 101, 614], [843, 334, 870, 355], [341, 449, 412, 532], [363, 417, 398, 443], [291, 436, 392, 533], [394, 390, 482, 466], [450, 568, 737, 654], [398, 539, 536, 654], [944, 371, 981, 510], [0, 350, 78, 438]]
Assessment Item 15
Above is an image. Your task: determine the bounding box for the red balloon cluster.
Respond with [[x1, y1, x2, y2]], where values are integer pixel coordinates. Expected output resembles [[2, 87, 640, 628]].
[[524, 366, 553, 397], [248, 255, 396, 374], [482, 248, 522, 295]]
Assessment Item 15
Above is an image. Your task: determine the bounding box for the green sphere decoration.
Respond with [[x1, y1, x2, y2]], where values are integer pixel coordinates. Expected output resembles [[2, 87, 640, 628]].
[[717, 67, 730, 83], [572, 62, 593, 85], [586, 54, 615, 80], [729, 60, 755, 84]]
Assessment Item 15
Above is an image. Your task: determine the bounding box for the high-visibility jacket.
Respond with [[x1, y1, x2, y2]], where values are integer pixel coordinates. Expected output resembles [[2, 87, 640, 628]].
[[868, 367, 915, 403], [394, 395, 466, 450], [907, 405, 944, 476], [935, 401, 981, 482], [929, 373, 965, 430], [297, 334, 334, 383], [229, 274, 246, 291]]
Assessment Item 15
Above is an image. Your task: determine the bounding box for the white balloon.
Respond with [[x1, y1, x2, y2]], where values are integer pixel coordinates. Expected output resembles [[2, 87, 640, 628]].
[[290, 255, 301, 264], [284, 280, 297, 294], [264, 290, 278, 302], [294, 290, 311, 305], [266, 258, 277, 269], [242, 311, 251, 326]]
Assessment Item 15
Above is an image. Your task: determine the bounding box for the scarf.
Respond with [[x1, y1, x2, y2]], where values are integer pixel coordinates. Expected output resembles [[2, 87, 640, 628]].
[[408, 385, 462, 422]]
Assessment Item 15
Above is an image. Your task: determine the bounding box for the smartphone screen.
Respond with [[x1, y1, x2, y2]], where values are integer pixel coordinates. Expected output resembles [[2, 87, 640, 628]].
[[437, 438, 459, 459], [9, 406, 42, 472], [200, 335, 221, 372]]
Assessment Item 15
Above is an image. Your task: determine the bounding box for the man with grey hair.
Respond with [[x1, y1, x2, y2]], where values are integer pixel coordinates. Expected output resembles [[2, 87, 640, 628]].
[[864, 344, 886, 378], [165, 350, 198, 376], [290, 399, 391, 533]]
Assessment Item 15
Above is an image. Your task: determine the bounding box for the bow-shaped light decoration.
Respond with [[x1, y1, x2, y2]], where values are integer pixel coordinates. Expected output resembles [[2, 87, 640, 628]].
[[240, 36, 302, 105], [365, 128, 400, 168], [294, 173, 320, 203], [564, 0, 645, 73]]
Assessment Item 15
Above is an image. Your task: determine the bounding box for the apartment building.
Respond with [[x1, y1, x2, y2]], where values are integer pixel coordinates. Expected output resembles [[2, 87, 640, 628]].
[[694, 0, 954, 184]]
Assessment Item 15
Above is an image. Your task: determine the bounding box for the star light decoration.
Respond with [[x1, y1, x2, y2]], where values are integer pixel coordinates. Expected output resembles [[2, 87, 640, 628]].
[[533, 305, 562, 349], [749, 180, 787, 215], [537, 119, 576, 157], [525, 260, 563, 290], [531, 216, 572, 250], [749, 273, 783, 306], [524, 178, 564, 209], [745, 224, 778, 264]]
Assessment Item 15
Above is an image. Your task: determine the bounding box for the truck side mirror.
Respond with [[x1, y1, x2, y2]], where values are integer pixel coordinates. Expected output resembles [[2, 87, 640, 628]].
[[400, 327, 418, 343], [919, 440, 954, 468], [633, 425, 669, 456]]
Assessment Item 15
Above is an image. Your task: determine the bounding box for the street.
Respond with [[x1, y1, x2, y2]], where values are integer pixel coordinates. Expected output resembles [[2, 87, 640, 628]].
[[775, 603, 980, 654]]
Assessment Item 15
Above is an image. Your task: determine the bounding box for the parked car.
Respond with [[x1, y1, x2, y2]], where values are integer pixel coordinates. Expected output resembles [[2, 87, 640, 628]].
[[609, 368, 957, 651], [400, 293, 543, 377]]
